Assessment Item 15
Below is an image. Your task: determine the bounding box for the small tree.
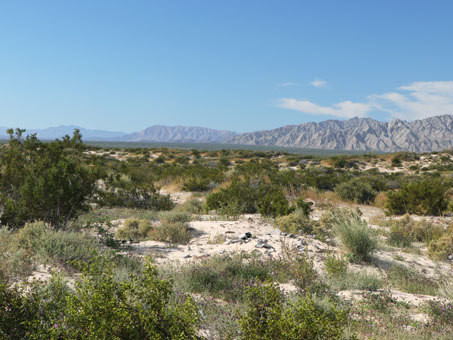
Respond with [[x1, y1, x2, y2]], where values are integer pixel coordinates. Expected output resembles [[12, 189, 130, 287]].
[[0, 129, 98, 228]]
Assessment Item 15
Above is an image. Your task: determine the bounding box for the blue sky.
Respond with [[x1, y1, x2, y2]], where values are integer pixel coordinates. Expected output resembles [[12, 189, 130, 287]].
[[1, 1, 453, 133]]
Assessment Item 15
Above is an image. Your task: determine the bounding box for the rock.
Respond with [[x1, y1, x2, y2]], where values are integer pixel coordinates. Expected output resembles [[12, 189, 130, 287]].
[[447, 254, 453, 261], [288, 233, 297, 239], [245, 232, 252, 238], [219, 250, 226, 255], [262, 243, 274, 249], [281, 232, 288, 237], [183, 254, 192, 259]]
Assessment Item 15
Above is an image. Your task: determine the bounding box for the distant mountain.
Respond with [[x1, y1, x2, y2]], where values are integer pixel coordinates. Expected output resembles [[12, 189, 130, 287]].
[[0, 126, 126, 141], [123, 125, 238, 143], [226, 115, 453, 152], [3, 115, 453, 152]]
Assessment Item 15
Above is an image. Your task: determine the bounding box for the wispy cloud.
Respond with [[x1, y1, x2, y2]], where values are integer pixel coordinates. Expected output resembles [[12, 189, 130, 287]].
[[278, 81, 453, 120], [276, 82, 297, 88], [278, 98, 371, 118], [310, 79, 327, 88]]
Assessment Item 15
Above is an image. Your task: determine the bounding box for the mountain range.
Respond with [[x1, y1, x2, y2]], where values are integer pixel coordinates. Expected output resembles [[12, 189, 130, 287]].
[[2, 114, 453, 152]]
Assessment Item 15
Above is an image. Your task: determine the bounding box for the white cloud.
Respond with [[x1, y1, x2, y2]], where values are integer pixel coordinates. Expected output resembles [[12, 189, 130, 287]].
[[278, 81, 453, 120], [310, 79, 327, 88], [276, 82, 297, 88], [278, 98, 371, 118], [371, 81, 453, 120]]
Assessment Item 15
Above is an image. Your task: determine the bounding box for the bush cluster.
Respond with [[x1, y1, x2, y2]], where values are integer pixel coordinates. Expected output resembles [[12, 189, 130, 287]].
[[0, 259, 200, 340], [206, 181, 292, 217], [386, 178, 449, 216], [238, 282, 347, 340]]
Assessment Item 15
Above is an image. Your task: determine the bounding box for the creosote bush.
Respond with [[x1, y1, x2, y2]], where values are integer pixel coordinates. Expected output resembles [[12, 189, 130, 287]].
[[0, 129, 98, 229], [335, 179, 377, 204], [386, 178, 449, 216]]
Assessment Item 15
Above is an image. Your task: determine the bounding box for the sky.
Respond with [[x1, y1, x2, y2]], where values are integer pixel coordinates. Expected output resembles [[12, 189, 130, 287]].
[[1, 1, 453, 133]]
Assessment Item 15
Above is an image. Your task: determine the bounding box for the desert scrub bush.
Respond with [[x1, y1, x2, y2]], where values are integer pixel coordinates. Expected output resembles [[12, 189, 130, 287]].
[[386, 215, 444, 248], [330, 209, 378, 262], [293, 197, 313, 217], [0, 129, 98, 229], [238, 282, 348, 340], [324, 253, 348, 278], [275, 209, 313, 235], [206, 181, 292, 217], [175, 254, 273, 301], [281, 242, 321, 293], [386, 265, 438, 295], [0, 259, 200, 340], [327, 269, 382, 291], [174, 197, 203, 214], [0, 227, 34, 283], [158, 211, 192, 223], [97, 185, 174, 211], [114, 218, 152, 241], [335, 178, 377, 204], [14, 221, 142, 273], [385, 178, 449, 215], [427, 234, 453, 260], [15, 222, 102, 268], [149, 221, 191, 244]]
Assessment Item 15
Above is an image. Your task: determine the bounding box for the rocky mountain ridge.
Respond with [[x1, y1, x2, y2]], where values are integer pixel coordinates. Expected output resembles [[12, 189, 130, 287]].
[[226, 115, 453, 152]]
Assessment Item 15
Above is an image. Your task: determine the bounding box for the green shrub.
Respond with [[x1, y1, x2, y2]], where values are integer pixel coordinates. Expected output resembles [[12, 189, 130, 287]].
[[281, 244, 320, 293], [114, 218, 152, 241], [206, 182, 291, 217], [175, 198, 203, 214], [385, 215, 444, 247], [97, 186, 174, 211], [0, 227, 34, 283], [294, 198, 313, 217], [238, 282, 347, 340], [331, 209, 378, 262], [0, 259, 200, 340], [335, 179, 377, 204], [428, 234, 453, 260], [158, 211, 192, 223], [275, 209, 313, 235], [386, 178, 449, 216], [0, 129, 98, 229], [324, 253, 348, 278], [179, 254, 272, 301], [149, 221, 191, 244]]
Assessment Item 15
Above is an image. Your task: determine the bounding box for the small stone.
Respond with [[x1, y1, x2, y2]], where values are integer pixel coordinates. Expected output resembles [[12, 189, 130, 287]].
[[447, 254, 453, 261], [262, 243, 274, 249], [183, 254, 192, 259], [288, 233, 296, 239]]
